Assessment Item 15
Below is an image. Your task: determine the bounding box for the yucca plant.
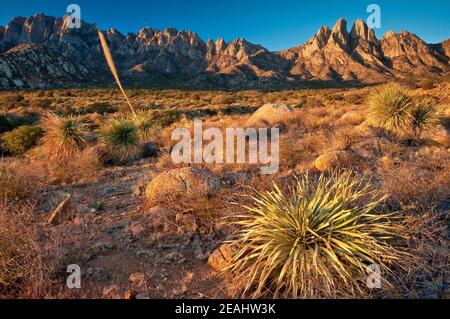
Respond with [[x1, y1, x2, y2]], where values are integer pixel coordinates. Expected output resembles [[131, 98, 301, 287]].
[[410, 97, 438, 137], [229, 171, 404, 298], [133, 111, 154, 141], [368, 83, 415, 135], [41, 112, 88, 165], [101, 118, 141, 163]]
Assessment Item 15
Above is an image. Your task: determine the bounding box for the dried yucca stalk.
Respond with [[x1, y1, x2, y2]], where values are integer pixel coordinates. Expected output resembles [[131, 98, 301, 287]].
[[98, 30, 136, 116]]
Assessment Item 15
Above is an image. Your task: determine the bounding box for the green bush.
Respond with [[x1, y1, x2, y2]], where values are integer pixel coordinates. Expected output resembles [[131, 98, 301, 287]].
[[1, 125, 44, 155], [101, 118, 141, 164]]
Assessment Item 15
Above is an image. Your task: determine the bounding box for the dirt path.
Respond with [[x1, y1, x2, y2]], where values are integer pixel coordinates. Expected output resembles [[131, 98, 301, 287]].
[[50, 159, 229, 299]]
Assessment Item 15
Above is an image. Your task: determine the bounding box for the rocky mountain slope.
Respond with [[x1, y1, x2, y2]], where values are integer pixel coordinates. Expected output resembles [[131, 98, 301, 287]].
[[0, 14, 449, 89]]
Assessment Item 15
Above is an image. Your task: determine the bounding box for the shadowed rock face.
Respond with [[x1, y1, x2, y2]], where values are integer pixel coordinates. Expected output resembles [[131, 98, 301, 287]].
[[0, 14, 449, 89]]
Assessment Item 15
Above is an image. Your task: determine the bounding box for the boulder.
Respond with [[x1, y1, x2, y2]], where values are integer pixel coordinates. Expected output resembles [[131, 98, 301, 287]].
[[142, 141, 159, 158], [430, 128, 450, 147], [338, 110, 365, 124], [314, 150, 355, 171], [145, 167, 221, 202], [247, 103, 294, 127]]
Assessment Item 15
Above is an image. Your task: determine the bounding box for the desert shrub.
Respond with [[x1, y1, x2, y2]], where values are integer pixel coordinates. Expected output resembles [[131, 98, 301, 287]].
[[325, 93, 344, 102], [83, 102, 118, 115], [420, 80, 435, 91], [149, 109, 182, 128], [368, 83, 415, 135], [212, 95, 235, 105], [100, 118, 141, 164], [0, 114, 13, 134], [41, 112, 89, 165], [410, 98, 438, 137], [133, 111, 154, 141], [345, 93, 364, 105], [0, 201, 42, 294], [305, 97, 325, 108], [1, 125, 44, 155], [0, 114, 35, 134], [0, 160, 32, 201], [228, 171, 404, 298]]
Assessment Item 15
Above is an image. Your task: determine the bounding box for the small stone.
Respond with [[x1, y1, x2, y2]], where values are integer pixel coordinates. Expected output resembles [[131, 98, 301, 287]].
[[163, 251, 186, 265], [124, 289, 137, 299], [208, 244, 235, 272], [176, 213, 197, 234], [129, 222, 145, 236], [314, 151, 354, 172], [129, 272, 146, 286], [102, 285, 121, 299], [99, 187, 116, 197], [142, 142, 160, 158]]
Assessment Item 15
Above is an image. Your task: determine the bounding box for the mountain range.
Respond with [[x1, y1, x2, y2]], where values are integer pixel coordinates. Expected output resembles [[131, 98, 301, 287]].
[[0, 14, 449, 90]]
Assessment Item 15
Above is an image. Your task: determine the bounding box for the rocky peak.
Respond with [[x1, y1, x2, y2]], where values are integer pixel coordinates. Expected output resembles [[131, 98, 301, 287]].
[[330, 18, 350, 50], [350, 19, 377, 44], [215, 38, 227, 52], [0, 14, 449, 90], [137, 27, 155, 41], [316, 26, 331, 48]]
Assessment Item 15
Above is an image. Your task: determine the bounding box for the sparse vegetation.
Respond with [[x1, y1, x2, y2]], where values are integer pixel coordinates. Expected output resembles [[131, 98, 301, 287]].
[[0, 82, 448, 299]]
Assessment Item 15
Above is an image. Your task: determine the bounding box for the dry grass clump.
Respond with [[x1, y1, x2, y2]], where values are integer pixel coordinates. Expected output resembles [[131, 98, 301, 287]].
[[0, 160, 34, 201], [41, 112, 89, 165], [100, 118, 142, 164], [228, 171, 404, 298], [0, 200, 65, 298], [368, 83, 440, 138], [368, 83, 415, 135], [410, 97, 438, 137]]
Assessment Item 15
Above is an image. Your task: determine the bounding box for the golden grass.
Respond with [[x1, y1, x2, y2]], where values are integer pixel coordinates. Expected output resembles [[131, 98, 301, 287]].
[[41, 112, 88, 165]]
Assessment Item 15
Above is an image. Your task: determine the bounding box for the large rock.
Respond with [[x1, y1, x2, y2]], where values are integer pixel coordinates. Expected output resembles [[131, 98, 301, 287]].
[[431, 128, 450, 147], [314, 150, 355, 171], [145, 167, 221, 202], [247, 103, 294, 127], [338, 110, 365, 125]]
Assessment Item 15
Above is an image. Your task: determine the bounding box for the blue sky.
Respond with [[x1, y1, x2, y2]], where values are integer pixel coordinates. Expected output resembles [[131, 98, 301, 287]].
[[0, 0, 449, 51]]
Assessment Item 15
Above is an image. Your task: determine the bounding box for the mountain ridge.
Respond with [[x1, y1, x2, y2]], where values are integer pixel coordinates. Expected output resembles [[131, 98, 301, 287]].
[[0, 14, 449, 90]]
